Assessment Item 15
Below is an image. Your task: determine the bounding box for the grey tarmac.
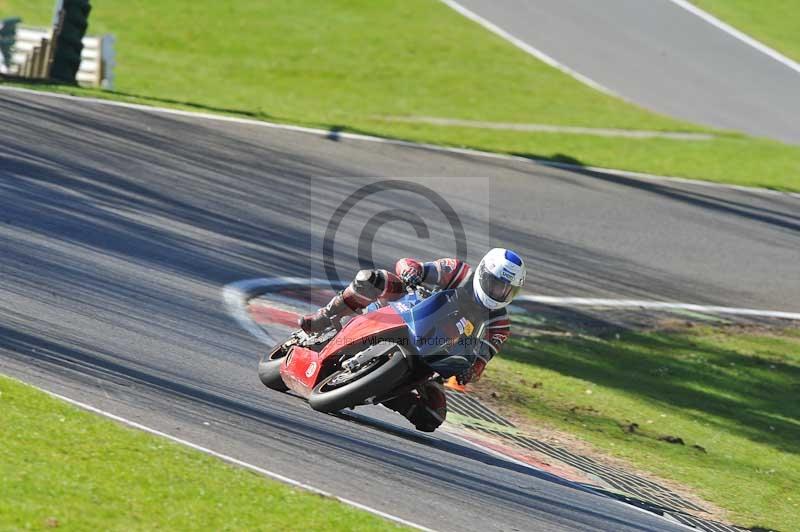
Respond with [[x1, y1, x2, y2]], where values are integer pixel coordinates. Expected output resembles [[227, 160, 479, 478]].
[[450, 0, 800, 143], [2, 89, 799, 530]]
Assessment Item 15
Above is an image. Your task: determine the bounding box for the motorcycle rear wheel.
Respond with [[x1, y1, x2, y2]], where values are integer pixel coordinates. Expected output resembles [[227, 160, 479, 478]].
[[258, 340, 290, 392]]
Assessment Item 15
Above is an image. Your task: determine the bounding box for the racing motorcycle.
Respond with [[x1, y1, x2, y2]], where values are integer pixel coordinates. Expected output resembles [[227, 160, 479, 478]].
[[258, 285, 485, 413]]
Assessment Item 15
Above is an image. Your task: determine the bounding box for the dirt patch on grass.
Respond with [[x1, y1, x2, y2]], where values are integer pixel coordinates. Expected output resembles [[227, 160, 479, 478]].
[[472, 313, 800, 529]]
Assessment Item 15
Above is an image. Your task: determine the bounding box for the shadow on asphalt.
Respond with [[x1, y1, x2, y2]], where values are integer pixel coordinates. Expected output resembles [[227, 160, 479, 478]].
[[0, 90, 764, 305], [336, 408, 600, 494], [566, 166, 800, 232], [0, 324, 655, 532]]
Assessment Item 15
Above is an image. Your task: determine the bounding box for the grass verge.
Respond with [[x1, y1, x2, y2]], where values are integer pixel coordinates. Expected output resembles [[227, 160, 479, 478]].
[[0, 375, 401, 531], [1, 0, 799, 191], [691, 0, 800, 62], [479, 323, 800, 531]]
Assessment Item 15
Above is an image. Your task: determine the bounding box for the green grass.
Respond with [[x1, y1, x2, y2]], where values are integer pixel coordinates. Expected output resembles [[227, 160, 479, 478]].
[[0, 375, 401, 531], [692, 0, 800, 62], [482, 324, 800, 531], [2, 0, 799, 190]]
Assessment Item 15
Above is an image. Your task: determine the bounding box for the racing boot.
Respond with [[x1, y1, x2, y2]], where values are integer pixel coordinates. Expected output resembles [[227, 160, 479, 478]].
[[298, 293, 346, 334], [298, 281, 372, 334], [382, 381, 447, 432], [298, 269, 401, 334]]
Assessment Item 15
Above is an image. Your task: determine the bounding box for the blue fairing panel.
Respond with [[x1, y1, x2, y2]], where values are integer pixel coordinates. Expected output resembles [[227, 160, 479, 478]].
[[387, 291, 478, 377]]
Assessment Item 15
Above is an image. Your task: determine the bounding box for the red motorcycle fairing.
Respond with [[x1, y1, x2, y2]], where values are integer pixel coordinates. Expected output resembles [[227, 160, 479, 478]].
[[279, 345, 322, 397], [279, 305, 407, 398]]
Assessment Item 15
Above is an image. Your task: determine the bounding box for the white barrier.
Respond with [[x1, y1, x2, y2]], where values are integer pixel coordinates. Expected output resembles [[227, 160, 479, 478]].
[[9, 25, 115, 88]]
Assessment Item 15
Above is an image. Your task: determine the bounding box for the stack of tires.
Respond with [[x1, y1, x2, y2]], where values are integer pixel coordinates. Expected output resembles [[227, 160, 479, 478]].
[[51, 0, 91, 83]]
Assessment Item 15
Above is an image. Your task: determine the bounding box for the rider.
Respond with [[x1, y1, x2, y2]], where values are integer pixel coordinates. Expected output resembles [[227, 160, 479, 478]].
[[299, 248, 526, 432]]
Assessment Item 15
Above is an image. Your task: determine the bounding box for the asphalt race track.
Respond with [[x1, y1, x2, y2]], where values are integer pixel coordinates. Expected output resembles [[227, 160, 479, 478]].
[[452, 0, 800, 143], [1, 89, 799, 531]]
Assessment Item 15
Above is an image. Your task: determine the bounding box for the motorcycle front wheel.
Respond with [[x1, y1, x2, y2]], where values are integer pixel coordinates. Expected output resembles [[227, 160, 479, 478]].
[[308, 343, 412, 413]]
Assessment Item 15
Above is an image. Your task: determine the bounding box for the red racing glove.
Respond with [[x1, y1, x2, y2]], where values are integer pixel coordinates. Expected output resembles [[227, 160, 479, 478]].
[[395, 258, 424, 287]]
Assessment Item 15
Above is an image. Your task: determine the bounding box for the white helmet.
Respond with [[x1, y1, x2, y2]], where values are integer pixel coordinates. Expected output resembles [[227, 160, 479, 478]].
[[472, 248, 525, 310]]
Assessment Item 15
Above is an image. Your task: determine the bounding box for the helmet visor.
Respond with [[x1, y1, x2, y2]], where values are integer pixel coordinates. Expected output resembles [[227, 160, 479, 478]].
[[477, 263, 520, 304]]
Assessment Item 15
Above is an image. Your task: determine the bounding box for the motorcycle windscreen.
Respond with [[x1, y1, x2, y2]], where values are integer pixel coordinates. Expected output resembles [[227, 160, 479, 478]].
[[392, 291, 478, 378]]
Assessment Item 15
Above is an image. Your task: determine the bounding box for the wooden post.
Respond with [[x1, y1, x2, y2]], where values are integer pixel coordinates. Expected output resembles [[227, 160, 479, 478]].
[[37, 38, 49, 77], [25, 51, 34, 77], [43, 37, 55, 78], [27, 48, 35, 77], [30, 46, 42, 78]]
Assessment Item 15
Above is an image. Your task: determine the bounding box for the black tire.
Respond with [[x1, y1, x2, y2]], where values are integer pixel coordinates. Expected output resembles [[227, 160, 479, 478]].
[[308, 344, 412, 413], [258, 343, 289, 392]]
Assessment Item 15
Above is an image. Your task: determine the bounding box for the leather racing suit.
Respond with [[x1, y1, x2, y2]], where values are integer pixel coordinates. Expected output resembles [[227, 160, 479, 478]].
[[299, 257, 511, 432]]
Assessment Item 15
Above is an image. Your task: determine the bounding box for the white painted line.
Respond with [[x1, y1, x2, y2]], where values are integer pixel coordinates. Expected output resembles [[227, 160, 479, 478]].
[[222, 278, 344, 345], [223, 277, 313, 345], [0, 85, 536, 161], [379, 115, 716, 140], [666, 0, 800, 75], [226, 278, 800, 351], [2, 84, 799, 199], [31, 384, 435, 532], [438, 0, 619, 97], [516, 295, 800, 321]]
